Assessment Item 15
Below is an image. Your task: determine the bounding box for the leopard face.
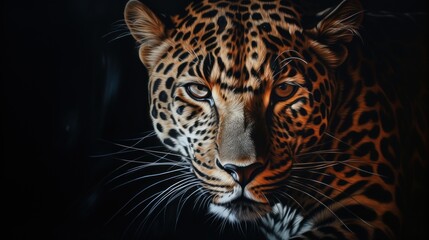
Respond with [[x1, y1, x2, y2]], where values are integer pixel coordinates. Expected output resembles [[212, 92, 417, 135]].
[[124, 0, 362, 223]]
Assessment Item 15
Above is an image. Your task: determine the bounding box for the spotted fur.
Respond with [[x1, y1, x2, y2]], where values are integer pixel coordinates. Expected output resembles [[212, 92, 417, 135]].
[[124, 0, 427, 239]]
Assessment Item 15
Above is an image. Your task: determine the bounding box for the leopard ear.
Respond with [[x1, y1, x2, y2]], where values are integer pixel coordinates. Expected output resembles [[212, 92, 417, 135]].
[[306, 0, 363, 67], [124, 0, 167, 70]]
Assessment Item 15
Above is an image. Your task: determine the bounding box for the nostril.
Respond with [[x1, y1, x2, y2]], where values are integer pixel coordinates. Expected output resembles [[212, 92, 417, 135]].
[[223, 162, 264, 187]]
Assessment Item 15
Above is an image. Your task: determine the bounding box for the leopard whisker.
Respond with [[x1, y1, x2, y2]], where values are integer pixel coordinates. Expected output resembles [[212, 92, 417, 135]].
[[114, 130, 157, 141], [273, 52, 308, 78], [137, 179, 199, 234], [296, 149, 341, 157], [292, 162, 340, 170], [175, 182, 201, 216], [92, 131, 158, 158], [107, 31, 133, 43], [146, 180, 199, 218], [110, 171, 192, 205], [298, 169, 356, 186], [288, 180, 374, 228], [289, 81, 312, 95], [339, 10, 365, 24], [146, 180, 200, 229], [300, 139, 337, 153], [337, 10, 365, 42], [111, 167, 188, 190], [123, 160, 187, 174], [117, 144, 180, 156], [286, 183, 352, 232], [292, 159, 374, 171], [107, 140, 193, 161], [92, 147, 159, 158], [323, 131, 358, 150], [273, 189, 304, 210], [279, 56, 308, 65], [128, 175, 195, 221], [113, 150, 181, 165], [293, 158, 373, 166], [102, 27, 130, 37], [307, 169, 333, 177], [341, 161, 384, 177], [117, 159, 187, 167], [291, 175, 350, 197], [193, 189, 210, 212], [317, 154, 383, 177], [293, 160, 338, 165], [273, 60, 292, 78], [175, 186, 208, 229], [273, 49, 304, 62], [103, 19, 133, 43], [290, 175, 369, 210], [184, 45, 200, 64], [174, 188, 200, 230], [107, 172, 193, 225]]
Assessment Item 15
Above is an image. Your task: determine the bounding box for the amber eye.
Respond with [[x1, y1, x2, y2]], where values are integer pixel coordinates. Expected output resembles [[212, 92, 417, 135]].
[[186, 83, 211, 100], [274, 82, 297, 99]]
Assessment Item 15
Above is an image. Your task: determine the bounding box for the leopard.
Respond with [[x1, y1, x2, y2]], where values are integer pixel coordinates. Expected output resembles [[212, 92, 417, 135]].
[[123, 0, 428, 239]]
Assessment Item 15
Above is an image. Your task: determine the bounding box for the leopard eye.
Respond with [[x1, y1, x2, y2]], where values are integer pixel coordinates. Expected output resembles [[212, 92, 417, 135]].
[[186, 83, 211, 100], [274, 82, 297, 100]]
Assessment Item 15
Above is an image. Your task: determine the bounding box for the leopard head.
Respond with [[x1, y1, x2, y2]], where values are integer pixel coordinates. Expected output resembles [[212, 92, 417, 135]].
[[125, 0, 362, 222]]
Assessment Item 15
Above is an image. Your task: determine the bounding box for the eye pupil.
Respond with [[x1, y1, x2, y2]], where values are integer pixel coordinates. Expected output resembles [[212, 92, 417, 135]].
[[279, 83, 287, 90]]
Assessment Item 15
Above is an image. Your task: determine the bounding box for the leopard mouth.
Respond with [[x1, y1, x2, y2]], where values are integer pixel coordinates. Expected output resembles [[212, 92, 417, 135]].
[[210, 197, 271, 222]]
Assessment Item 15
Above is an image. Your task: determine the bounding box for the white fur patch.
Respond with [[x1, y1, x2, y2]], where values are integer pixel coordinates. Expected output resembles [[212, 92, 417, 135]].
[[290, 99, 304, 111], [261, 203, 313, 240], [209, 203, 238, 222]]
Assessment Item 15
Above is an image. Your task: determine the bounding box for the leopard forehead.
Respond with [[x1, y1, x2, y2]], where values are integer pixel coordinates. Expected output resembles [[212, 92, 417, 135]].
[[172, 0, 303, 38], [152, 0, 311, 89]]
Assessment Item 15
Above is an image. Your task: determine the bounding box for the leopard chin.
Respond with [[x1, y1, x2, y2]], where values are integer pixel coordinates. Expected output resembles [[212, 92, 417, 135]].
[[209, 199, 271, 222]]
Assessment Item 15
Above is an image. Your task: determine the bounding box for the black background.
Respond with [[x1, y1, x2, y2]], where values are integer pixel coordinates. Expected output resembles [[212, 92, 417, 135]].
[[2, 0, 427, 239]]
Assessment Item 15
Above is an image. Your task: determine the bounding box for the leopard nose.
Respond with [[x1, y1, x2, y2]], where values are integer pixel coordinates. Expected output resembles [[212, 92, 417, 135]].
[[223, 162, 264, 188]]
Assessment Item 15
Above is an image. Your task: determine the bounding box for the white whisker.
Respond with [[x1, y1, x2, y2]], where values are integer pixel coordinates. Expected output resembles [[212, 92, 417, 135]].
[[107, 172, 192, 224], [296, 149, 341, 157], [111, 167, 188, 190], [279, 56, 308, 65], [289, 180, 374, 228], [274, 190, 304, 210], [323, 132, 357, 150], [287, 184, 352, 232], [127, 175, 195, 218], [143, 180, 199, 224]]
